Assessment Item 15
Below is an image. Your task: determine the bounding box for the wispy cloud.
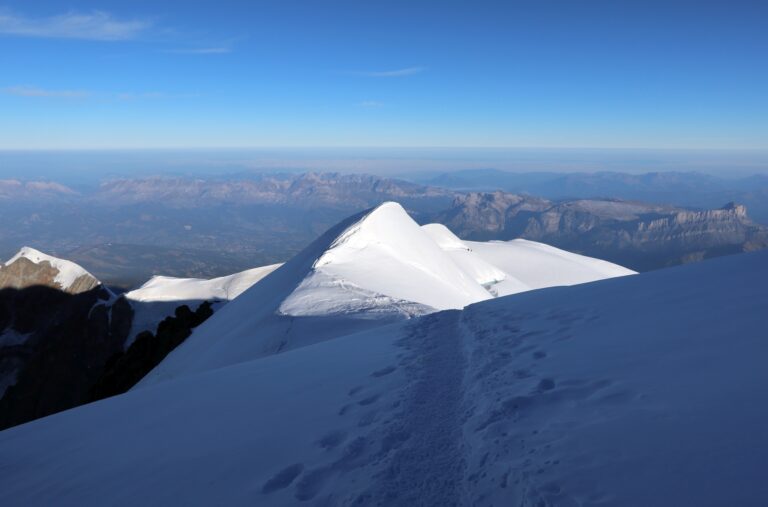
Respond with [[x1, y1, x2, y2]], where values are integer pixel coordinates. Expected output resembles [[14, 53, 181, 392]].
[[2, 85, 89, 98], [116, 91, 200, 100], [354, 66, 426, 77], [0, 9, 151, 41], [163, 47, 232, 55], [2, 86, 198, 101], [357, 100, 385, 108]]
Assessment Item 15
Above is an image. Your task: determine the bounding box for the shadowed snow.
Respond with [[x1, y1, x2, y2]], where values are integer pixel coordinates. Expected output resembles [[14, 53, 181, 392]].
[[1, 250, 765, 506]]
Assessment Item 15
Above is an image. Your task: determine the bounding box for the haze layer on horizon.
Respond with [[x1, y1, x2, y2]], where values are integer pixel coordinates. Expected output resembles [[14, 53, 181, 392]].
[[2, 148, 768, 184]]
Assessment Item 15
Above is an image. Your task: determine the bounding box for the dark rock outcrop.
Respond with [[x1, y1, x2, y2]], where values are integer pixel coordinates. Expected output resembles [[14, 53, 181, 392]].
[[89, 301, 214, 402], [0, 286, 133, 430], [0, 246, 222, 429]]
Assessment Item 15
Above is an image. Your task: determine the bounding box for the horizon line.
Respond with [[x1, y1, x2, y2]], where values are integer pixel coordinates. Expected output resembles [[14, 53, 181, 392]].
[[1, 146, 768, 153]]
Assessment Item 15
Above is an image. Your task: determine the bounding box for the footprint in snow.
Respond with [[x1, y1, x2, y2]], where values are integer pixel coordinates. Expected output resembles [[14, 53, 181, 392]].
[[262, 463, 304, 494], [371, 365, 396, 377], [318, 430, 347, 450]]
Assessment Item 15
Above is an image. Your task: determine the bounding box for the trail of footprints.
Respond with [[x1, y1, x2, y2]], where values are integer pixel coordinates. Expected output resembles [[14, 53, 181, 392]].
[[259, 340, 405, 504], [260, 306, 637, 505], [463, 306, 637, 506]]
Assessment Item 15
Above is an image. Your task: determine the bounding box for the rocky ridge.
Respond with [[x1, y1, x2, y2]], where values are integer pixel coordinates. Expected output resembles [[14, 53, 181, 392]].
[[436, 193, 768, 270]]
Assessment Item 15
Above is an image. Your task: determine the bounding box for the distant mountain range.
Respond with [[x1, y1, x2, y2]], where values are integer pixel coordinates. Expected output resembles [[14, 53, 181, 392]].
[[0, 173, 452, 287], [415, 169, 768, 224], [90, 172, 452, 209], [1, 171, 766, 285], [436, 193, 768, 271]]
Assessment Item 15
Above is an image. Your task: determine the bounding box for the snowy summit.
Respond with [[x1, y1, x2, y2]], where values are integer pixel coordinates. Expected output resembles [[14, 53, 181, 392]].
[[0, 246, 104, 294]]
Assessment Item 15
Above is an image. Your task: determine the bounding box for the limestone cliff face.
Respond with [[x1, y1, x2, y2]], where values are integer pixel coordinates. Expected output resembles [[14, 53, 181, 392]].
[[629, 203, 759, 249], [435, 194, 768, 271]]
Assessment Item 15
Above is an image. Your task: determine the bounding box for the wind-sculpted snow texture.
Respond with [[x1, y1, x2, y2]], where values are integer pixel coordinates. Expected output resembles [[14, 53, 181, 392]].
[[1, 250, 766, 505]]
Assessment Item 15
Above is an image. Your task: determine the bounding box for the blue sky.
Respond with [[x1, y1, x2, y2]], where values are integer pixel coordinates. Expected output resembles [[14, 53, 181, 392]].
[[0, 0, 766, 150]]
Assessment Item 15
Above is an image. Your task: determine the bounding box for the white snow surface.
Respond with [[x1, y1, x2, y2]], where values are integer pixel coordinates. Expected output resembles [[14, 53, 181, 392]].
[[122, 264, 281, 347], [137, 202, 633, 386], [467, 238, 636, 291], [125, 264, 282, 304], [281, 202, 493, 314], [2, 250, 766, 506], [421, 223, 526, 291], [420, 222, 474, 251], [4, 246, 98, 291]]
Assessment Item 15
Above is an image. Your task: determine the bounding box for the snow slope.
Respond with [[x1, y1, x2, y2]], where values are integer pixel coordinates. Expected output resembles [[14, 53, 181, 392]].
[[138, 202, 633, 386], [3, 246, 101, 293], [422, 223, 634, 296], [1, 250, 766, 506], [420, 223, 519, 289], [124, 264, 281, 347], [467, 238, 636, 291]]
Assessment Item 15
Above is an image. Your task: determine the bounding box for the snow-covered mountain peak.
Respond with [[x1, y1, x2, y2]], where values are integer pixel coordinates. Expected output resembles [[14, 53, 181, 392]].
[[287, 201, 494, 314], [1, 246, 103, 294], [316, 202, 453, 268], [314, 202, 408, 267]]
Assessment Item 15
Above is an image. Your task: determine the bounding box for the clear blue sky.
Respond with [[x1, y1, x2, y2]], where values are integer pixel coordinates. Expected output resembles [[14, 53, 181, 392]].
[[0, 0, 766, 150]]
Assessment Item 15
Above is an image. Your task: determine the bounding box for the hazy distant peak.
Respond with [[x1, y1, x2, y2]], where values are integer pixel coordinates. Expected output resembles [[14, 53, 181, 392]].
[[0, 179, 77, 199]]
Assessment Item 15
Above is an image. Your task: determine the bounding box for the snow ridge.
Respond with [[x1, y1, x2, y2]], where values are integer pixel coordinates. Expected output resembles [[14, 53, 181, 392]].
[[123, 264, 282, 348], [126, 264, 282, 303]]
